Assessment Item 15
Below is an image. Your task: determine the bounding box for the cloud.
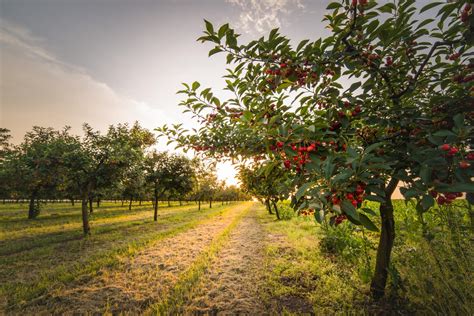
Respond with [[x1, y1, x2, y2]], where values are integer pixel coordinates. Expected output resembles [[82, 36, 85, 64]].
[[0, 20, 168, 143], [226, 0, 305, 34]]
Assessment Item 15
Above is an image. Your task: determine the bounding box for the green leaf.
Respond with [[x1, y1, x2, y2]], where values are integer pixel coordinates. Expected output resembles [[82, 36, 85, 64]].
[[314, 209, 324, 224], [361, 207, 377, 216], [218, 23, 229, 38], [378, 3, 396, 13], [192, 81, 201, 91], [359, 213, 379, 231], [365, 142, 383, 154], [297, 39, 309, 51], [433, 130, 456, 137], [204, 19, 214, 34], [420, 2, 444, 13], [419, 194, 435, 212], [436, 183, 474, 193], [347, 81, 362, 92], [326, 2, 342, 10], [341, 200, 359, 221], [365, 195, 385, 203], [296, 182, 314, 200], [208, 47, 222, 57]]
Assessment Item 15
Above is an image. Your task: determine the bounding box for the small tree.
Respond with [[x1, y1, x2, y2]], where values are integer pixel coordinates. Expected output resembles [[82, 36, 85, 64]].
[[145, 151, 195, 220], [66, 123, 155, 234]]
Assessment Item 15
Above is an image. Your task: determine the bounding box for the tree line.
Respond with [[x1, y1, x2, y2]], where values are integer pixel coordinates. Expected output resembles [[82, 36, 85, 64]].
[[0, 124, 249, 234]]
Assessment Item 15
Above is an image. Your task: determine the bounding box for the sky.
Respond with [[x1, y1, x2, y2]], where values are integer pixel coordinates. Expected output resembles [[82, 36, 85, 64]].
[[0, 0, 434, 186]]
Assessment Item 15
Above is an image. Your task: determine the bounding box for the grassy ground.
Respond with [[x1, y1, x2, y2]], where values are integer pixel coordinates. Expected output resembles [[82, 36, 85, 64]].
[[0, 200, 236, 312], [257, 200, 474, 314], [1, 200, 472, 314]]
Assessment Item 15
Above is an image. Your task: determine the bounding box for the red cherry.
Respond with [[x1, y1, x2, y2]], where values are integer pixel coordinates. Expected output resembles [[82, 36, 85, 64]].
[[284, 160, 291, 169], [440, 144, 451, 151], [276, 141, 284, 148], [352, 0, 357, 6], [437, 196, 446, 205], [448, 147, 459, 156], [446, 193, 457, 200], [459, 161, 471, 169], [466, 153, 474, 161], [307, 145, 315, 152], [351, 199, 358, 207], [429, 190, 438, 198], [346, 193, 354, 200]]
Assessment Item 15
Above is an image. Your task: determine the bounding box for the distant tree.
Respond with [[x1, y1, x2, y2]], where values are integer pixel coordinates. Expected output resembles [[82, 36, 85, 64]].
[[7, 127, 78, 218], [190, 159, 219, 209], [238, 164, 291, 220], [65, 122, 155, 235], [145, 151, 195, 221]]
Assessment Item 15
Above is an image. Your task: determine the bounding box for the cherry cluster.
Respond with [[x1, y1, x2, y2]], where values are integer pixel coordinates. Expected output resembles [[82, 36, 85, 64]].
[[430, 190, 463, 205], [327, 183, 367, 209]]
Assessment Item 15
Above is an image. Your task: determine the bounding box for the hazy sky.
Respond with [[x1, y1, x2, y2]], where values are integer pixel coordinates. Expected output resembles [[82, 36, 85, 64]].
[[0, 0, 434, 185]]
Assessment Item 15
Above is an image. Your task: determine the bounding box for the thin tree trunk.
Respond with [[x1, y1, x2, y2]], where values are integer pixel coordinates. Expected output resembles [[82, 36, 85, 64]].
[[129, 197, 133, 211], [179, 200, 182, 206], [81, 197, 90, 235], [28, 193, 38, 219], [154, 190, 159, 221], [198, 200, 201, 211], [265, 199, 273, 214], [121, 199, 124, 207], [370, 178, 398, 300], [209, 198, 212, 209], [89, 197, 93, 214], [139, 199, 142, 206], [272, 200, 280, 220], [96, 199, 100, 208], [70, 198, 75, 206], [168, 199, 171, 207]]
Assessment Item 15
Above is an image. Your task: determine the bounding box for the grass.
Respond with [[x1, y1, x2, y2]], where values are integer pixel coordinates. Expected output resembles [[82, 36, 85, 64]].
[[146, 202, 255, 314], [0, 200, 240, 311], [257, 199, 474, 314]]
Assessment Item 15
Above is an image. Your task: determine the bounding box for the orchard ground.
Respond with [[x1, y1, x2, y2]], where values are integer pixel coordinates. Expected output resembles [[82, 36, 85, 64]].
[[0, 199, 472, 314]]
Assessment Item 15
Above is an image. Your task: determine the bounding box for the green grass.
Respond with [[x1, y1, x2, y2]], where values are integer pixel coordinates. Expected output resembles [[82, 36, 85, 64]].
[[257, 199, 474, 314], [146, 202, 254, 315], [0, 201, 240, 311]]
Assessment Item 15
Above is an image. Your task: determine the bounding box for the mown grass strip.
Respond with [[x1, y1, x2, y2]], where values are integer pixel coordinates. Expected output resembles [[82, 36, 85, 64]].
[[1, 203, 241, 311], [146, 202, 255, 315], [0, 204, 212, 255]]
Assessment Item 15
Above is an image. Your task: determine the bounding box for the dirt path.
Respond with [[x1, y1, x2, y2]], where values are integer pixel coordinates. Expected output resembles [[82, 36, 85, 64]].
[[21, 202, 254, 314], [180, 207, 268, 314]]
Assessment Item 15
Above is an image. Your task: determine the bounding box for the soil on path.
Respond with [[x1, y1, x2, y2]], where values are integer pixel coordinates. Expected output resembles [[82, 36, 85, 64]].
[[181, 208, 268, 314], [21, 202, 253, 314]]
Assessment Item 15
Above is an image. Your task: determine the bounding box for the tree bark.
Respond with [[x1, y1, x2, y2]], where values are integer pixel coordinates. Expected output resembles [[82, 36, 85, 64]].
[[209, 198, 212, 209], [265, 199, 273, 215], [121, 199, 124, 206], [70, 198, 75, 206], [96, 199, 100, 208], [154, 190, 159, 221], [81, 197, 91, 235], [370, 178, 398, 300], [168, 198, 171, 207], [198, 200, 201, 211], [89, 197, 93, 213], [139, 199, 142, 206], [129, 197, 133, 211], [271, 199, 280, 220], [28, 192, 39, 219]]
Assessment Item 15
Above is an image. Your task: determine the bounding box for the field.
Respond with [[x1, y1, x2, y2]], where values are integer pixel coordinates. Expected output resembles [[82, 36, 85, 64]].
[[0, 200, 473, 314]]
